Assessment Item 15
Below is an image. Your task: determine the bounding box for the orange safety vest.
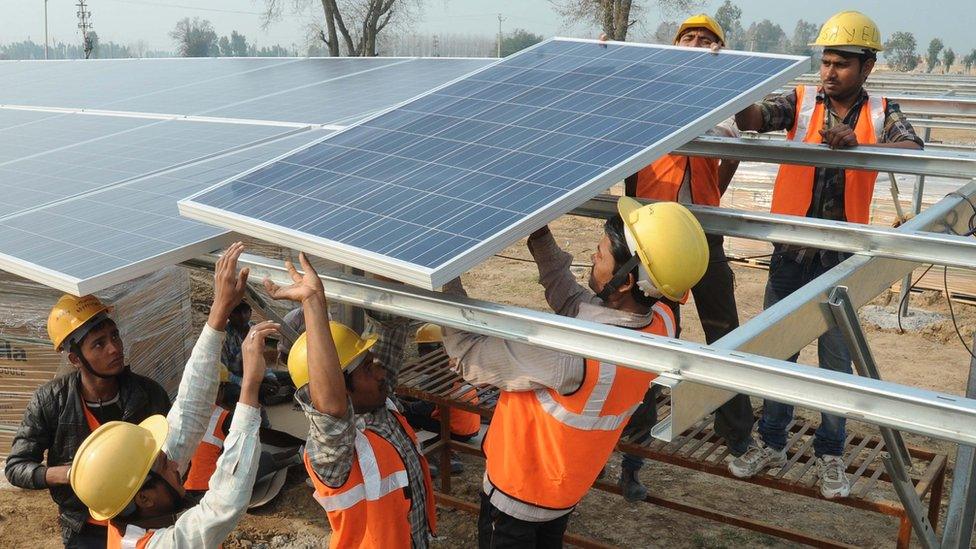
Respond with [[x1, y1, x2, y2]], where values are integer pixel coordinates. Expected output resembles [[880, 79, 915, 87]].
[[770, 85, 886, 224], [634, 155, 722, 206], [107, 521, 155, 549], [305, 402, 437, 549], [80, 402, 110, 528], [483, 302, 676, 511], [183, 406, 231, 491], [432, 382, 481, 438]]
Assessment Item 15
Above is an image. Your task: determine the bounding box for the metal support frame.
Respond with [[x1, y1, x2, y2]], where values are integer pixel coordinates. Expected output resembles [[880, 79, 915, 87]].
[[576, 192, 976, 271], [650, 180, 976, 441], [674, 136, 976, 179], [899, 124, 935, 317], [827, 286, 938, 549], [183, 251, 976, 447], [941, 337, 976, 548]]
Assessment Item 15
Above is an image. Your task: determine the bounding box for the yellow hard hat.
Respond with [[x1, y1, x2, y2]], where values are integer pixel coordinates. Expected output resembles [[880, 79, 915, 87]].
[[415, 323, 443, 344], [47, 294, 112, 351], [811, 11, 883, 53], [218, 363, 231, 384], [674, 14, 725, 46], [287, 322, 378, 388], [69, 415, 169, 521], [617, 198, 708, 301]]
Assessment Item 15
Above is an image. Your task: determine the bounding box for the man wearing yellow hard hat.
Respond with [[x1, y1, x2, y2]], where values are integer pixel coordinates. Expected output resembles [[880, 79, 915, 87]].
[[2, 251, 259, 548], [441, 198, 707, 546], [619, 12, 755, 504], [67, 243, 278, 548], [264, 253, 436, 548], [732, 11, 923, 499]]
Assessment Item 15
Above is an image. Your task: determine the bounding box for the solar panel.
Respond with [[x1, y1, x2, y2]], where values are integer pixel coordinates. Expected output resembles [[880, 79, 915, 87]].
[[0, 114, 294, 218], [0, 130, 332, 294], [180, 38, 807, 289]]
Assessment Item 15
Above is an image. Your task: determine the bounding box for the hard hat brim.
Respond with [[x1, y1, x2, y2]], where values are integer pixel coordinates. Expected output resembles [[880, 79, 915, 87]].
[[343, 333, 379, 374]]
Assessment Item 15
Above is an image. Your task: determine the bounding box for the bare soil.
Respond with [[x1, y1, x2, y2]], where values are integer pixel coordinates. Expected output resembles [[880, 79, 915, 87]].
[[2, 216, 974, 548]]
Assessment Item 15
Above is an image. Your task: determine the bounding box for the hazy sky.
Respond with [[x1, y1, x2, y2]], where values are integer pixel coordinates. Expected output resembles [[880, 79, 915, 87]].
[[2, 0, 972, 55]]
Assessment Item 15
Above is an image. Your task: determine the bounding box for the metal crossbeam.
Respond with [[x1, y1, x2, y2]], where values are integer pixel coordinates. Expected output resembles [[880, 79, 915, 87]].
[[575, 195, 976, 270], [674, 136, 976, 179], [653, 180, 976, 441], [184, 252, 976, 447]]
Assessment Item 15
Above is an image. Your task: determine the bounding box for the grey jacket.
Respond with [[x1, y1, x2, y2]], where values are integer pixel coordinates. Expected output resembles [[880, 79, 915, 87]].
[[4, 369, 170, 544]]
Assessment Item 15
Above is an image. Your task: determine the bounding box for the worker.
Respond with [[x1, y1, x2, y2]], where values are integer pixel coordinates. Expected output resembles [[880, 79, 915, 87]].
[[729, 11, 923, 499], [402, 323, 482, 475], [264, 253, 436, 548], [443, 198, 708, 547], [66, 242, 272, 547], [183, 364, 303, 498], [4, 292, 188, 544], [619, 13, 755, 503]]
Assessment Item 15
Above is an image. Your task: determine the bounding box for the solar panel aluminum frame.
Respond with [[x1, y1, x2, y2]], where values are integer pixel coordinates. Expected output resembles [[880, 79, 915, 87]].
[[180, 38, 809, 289], [0, 233, 236, 296]]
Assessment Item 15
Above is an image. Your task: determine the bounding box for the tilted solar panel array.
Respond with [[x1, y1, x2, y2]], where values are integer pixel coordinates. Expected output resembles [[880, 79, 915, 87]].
[[181, 39, 807, 288], [0, 56, 493, 294]]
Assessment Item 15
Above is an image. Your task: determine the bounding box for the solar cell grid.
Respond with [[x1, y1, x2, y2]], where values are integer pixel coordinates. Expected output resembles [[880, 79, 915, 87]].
[[182, 38, 807, 288]]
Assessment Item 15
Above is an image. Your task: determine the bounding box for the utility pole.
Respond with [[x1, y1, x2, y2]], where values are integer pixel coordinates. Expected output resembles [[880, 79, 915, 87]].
[[76, 0, 93, 59], [496, 13, 504, 58], [44, 0, 49, 59]]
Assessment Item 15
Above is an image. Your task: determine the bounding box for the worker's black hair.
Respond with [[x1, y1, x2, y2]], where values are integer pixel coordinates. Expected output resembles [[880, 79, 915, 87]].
[[232, 301, 252, 315], [343, 370, 355, 392], [603, 215, 656, 308], [824, 48, 877, 68]]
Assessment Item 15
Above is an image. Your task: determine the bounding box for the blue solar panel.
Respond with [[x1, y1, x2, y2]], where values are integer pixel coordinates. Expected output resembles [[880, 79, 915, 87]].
[[181, 38, 808, 288]]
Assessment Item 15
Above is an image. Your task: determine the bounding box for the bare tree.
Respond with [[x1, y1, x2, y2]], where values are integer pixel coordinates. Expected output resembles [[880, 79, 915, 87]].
[[263, 0, 422, 56], [551, 0, 705, 41]]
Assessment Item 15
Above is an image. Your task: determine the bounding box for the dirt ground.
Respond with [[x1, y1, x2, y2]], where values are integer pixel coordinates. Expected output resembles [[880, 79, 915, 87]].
[[2, 211, 974, 548]]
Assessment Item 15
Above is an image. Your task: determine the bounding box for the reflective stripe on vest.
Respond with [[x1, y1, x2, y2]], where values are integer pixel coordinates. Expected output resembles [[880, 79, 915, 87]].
[[773, 85, 887, 224], [108, 523, 155, 549], [201, 406, 227, 448], [483, 302, 675, 510]]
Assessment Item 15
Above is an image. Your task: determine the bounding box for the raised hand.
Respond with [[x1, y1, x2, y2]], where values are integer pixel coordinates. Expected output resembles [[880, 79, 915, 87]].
[[239, 320, 280, 407], [263, 252, 324, 304], [208, 242, 250, 331]]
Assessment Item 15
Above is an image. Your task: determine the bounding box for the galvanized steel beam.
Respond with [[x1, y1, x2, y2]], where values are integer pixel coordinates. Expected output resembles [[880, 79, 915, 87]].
[[674, 136, 976, 179], [184, 251, 976, 447], [574, 194, 976, 270]]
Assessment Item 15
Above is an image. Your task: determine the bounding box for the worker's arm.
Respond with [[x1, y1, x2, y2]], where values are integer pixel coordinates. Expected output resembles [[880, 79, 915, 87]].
[[527, 226, 597, 317], [441, 278, 584, 394], [163, 243, 250, 474], [734, 104, 764, 132], [825, 101, 924, 151], [706, 116, 741, 195], [624, 173, 638, 197], [146, 322, 273, 549], [263, 253, 357, 487], [4, 387, 58, 489], [362, 310, 410, 391], [736, 90, 797, 134]]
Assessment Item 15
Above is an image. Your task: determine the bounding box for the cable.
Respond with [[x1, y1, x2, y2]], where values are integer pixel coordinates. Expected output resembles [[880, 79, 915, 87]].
[[944, 265, 976, 361], [493, 253, 590, 268]]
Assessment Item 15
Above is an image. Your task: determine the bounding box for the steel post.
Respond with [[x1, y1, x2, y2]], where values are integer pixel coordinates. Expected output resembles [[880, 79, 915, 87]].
[[899, 124, 934, 318], [827, 286, 938, 549], [941, 337, 976, 548]]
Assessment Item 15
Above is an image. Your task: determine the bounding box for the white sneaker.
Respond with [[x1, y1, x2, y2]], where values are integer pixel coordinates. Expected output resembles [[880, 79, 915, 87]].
[[816, 455, 851, 499], [728, 440, 787, 478]]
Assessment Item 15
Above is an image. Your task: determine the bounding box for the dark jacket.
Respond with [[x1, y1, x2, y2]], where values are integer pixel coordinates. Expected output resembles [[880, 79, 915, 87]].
[[4, 369, 170, 544]]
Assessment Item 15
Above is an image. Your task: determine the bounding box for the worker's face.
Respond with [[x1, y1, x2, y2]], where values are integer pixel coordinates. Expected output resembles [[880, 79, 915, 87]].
[[135, 452, 186, 517], [588, 235, 621, 296], [676, 28, 720, 49], [70, 320, 126, 376], [820, 51, 874, 101], [349, 352, 388, 413]]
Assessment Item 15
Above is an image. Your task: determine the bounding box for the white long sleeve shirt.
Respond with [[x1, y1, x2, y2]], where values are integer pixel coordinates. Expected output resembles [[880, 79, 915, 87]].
[[112, 325, 262, 548]]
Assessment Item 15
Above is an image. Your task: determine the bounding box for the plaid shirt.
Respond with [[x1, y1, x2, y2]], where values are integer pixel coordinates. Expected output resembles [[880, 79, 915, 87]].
[[759, 87, 923, 264], [296, 311, 431, 548]]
